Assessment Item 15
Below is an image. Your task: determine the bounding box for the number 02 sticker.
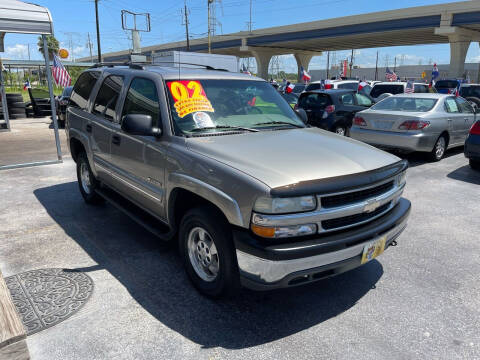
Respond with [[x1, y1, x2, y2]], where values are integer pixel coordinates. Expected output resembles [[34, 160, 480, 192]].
[[167, 80, 214, 118]]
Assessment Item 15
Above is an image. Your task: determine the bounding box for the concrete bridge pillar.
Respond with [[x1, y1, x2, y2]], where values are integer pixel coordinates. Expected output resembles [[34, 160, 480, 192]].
[[435, 26, 480, 79], [294, 53, 313, 82], [252, 50, 273, 80]]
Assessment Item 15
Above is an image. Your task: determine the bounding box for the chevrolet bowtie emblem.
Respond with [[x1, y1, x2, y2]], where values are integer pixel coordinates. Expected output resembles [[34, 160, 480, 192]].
[[364, 199, 381, 213]]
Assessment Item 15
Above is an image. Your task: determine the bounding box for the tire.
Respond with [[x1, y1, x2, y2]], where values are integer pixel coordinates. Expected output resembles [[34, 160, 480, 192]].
[[466, 96, 480, 107], [334, 126, 347, 136], [76, 152, 104, 205], [470, 159, 480, 171], [429, 134, 447, 162], [179, 206, 240, 298]]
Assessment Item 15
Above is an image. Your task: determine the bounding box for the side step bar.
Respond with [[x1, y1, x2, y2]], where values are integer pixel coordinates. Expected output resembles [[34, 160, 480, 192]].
[[96, 187, 174, 241]]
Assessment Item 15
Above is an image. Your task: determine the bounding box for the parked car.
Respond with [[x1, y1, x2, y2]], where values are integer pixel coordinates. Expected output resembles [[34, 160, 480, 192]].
[[305, 80, 372, 97], [434, 79, 461, 94], [281, 92, 299, 109], [370, 82, 431, 102], [67, 64, 410, 297], [55, 86, 73, 125], [350, 93, 476, 161], [278, 83, 305, 94], [458, 83, 480, 109], [465, 120, 480, 170], [296, 89, 374, 135]]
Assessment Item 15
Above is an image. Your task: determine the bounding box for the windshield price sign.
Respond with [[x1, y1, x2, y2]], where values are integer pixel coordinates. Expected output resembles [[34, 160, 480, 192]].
[[167, 80, 214, 118]]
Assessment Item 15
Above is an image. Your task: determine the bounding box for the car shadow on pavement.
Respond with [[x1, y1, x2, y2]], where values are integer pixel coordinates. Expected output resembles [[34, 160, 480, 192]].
[[386, 146, 465, 168], [34, 182, 384, 350], [447, 165, 480, 185]]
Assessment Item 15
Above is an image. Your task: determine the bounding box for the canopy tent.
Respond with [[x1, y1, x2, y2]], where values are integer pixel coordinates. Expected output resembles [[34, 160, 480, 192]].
[[0, 0, 62, 169]]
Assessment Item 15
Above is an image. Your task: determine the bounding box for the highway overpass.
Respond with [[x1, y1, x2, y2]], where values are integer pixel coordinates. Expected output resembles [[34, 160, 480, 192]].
[[89, 1, 480, 80]]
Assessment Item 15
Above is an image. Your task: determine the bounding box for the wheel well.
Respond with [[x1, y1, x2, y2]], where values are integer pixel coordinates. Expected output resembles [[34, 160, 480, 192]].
[[439, 131, 450, 147], [70, 138, 85, 162], [169, 188, 228, 231]]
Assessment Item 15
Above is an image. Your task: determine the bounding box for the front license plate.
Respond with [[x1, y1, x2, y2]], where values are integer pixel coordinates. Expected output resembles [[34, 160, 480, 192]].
[[361, 236, 386, 264]]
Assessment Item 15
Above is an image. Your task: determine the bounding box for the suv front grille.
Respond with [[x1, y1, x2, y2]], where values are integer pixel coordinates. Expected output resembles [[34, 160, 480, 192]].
[[322, 202, 391, 230], [321, 181, 394, 208]]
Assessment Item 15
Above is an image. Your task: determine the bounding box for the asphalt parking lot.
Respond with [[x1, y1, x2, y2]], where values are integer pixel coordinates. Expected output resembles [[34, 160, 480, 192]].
[[0, 126, 479, 359]]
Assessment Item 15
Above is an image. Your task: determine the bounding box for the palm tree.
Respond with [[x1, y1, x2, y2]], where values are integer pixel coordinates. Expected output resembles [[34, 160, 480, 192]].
[[37, 35, 59, 60]]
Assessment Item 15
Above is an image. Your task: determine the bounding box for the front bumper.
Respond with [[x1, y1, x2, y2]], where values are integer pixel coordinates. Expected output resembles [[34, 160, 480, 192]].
[[234, 198, 411, 290], [350, 127, 438, 152], [465, 133, 480, 160]]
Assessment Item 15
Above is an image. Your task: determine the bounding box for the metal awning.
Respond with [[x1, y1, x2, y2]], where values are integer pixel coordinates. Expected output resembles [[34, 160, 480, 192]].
[[0, 0, 61, 170]]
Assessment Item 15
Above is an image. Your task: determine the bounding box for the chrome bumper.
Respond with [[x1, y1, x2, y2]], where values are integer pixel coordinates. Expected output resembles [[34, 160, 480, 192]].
[[350, 127, 439, 152], [236, 213, 408, 286]]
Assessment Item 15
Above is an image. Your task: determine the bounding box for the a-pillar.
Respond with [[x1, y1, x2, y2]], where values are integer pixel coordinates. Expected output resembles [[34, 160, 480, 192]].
[[448, 36, 470, 79], [294, 53, 313, 82], [252, 50, 273, 80]]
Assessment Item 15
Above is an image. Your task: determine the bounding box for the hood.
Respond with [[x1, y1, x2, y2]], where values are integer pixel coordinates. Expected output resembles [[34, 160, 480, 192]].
[[186, 127, 400, 189]]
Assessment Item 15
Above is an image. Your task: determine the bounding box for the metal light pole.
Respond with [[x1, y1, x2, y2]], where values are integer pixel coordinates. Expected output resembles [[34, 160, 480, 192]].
[[95, 0, 102, 62], [208, 0, 212, 53]]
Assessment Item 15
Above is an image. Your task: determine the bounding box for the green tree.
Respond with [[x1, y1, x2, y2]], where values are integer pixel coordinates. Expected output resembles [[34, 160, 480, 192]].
[[37, 35, 59, 60]]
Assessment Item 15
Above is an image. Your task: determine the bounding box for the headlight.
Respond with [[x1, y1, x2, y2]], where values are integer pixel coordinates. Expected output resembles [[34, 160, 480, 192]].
[[396, 171, 406, 186], [253, 195, 316, 214]]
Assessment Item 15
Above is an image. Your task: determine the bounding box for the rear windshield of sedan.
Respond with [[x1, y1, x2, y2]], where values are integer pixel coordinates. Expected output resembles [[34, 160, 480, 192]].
[[435, 80, 458, 89], [371, 97, 438, 112], [370, 84, 404, 98]]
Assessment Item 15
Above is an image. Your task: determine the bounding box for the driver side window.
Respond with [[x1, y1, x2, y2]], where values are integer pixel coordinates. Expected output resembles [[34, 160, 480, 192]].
[[122, 78, 161, 126]]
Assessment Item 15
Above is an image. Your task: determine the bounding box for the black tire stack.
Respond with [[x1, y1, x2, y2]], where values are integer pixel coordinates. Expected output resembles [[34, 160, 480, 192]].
[[0, 93, 27, 120]]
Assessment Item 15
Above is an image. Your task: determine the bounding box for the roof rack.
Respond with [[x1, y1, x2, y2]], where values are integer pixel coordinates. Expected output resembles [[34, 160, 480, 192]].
[[89, 61, 229, 72]]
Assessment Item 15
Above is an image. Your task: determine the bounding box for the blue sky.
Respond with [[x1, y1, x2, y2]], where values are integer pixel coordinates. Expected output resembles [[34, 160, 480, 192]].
[[3, 0, 479, 72]]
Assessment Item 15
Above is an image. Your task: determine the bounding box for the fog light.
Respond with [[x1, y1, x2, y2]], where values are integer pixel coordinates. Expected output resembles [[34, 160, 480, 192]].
[[251, 223, 317, 238]]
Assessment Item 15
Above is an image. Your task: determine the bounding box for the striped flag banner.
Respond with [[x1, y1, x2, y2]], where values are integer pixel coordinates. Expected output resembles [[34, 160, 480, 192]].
[[52, 53, 71, 87]]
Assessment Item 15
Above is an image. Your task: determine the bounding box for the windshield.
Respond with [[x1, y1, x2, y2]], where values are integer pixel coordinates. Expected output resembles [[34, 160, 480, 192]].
[[371, 97, 437, 112], [370, 84, 404, 98], [460, 86, 480, 98], [166, 79, 304, 135], [292, 84, 306, 93], [337, 82, 358, 90], [305, 83, 321, 91], [435, 80, 458, 89]]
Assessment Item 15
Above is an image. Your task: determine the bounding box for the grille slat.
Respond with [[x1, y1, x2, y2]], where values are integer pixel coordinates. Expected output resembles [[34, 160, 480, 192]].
[[321, 181, 394, 208], [322, 202, 391, 230]]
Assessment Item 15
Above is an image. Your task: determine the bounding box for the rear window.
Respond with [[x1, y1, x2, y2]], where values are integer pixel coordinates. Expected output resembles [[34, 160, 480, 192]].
[[298, 93, 331, 109], [70, 72, 99, 109], [371, 97, 437, 112], [293, 84, 306, 93], [92, 75, 124, 121], [435, 80, 459, 89], [414, 84, 429, 93], [370, 84, 404, 98], [337, 82, 358, 90], [305, 83, 321, 91], [460, 86, 480, 98]]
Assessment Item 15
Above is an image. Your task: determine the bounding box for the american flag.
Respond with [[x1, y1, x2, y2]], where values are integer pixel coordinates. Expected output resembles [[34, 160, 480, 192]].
[[52, 53, 71, 87], [385, 67, 397, 82], [405, 80, 414, 93]]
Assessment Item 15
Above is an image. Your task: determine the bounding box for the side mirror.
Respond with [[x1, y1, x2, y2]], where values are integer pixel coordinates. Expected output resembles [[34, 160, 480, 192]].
[[121, 114, 161, 137], [295, 108, 308, 124]]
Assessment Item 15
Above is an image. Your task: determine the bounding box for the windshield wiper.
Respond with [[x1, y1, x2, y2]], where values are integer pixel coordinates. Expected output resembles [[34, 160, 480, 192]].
[[253, 121, 304, 128], [190, 125, 259, 133]]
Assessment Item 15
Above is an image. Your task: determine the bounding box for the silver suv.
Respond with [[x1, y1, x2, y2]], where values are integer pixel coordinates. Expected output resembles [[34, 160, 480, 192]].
[[66, 64, 411, 297]]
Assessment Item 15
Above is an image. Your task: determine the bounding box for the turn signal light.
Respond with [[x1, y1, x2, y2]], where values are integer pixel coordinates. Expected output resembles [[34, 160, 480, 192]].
[[470, 121, 480, 135], [398, 120, 430, 130], [354, 116, 367, 126], [251, 224, 276, 238], [325, 84, 333, 89]]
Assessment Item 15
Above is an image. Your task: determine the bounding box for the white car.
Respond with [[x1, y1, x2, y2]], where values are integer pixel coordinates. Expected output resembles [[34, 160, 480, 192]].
[[370, 81, 431, 102], [305, 80, 373, 96]]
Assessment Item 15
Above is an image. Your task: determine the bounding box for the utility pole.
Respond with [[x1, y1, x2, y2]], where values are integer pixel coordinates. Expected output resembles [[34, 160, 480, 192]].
[[208, 0, 212, 53], [27, 44, 30, 61], [248, 0, 253, 33], [87, 33, 94, 62], [326, 51, 330, 79], [183, 1, 190, 51], [375, 51, 379, 81], [94, 0, 102, 62], [393, 56, 397, 73], [349, 49, 354, 78]]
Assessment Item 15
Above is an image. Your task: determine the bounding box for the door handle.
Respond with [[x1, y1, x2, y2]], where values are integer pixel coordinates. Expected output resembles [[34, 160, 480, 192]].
[[112, 135, 121, 145], [86, 124, 92, 133]]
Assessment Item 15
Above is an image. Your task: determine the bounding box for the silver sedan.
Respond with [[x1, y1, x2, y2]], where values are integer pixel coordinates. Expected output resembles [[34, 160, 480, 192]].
[[350, 93, 476, 161]]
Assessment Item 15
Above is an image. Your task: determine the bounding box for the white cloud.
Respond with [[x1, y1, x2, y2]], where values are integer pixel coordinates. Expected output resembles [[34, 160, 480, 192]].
[[5, 44, 28, 59]]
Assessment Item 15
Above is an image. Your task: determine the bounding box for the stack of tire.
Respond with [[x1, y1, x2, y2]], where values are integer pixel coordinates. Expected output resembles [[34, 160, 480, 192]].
[[0, 93, 27, 120]]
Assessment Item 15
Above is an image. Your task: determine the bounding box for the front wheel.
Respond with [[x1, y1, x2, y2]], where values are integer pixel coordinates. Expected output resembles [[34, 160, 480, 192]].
[[76, 152, 104, 204], [334, 126, 347, 136], [429, 135, 447, 162], [179, 206, 240, 298]]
